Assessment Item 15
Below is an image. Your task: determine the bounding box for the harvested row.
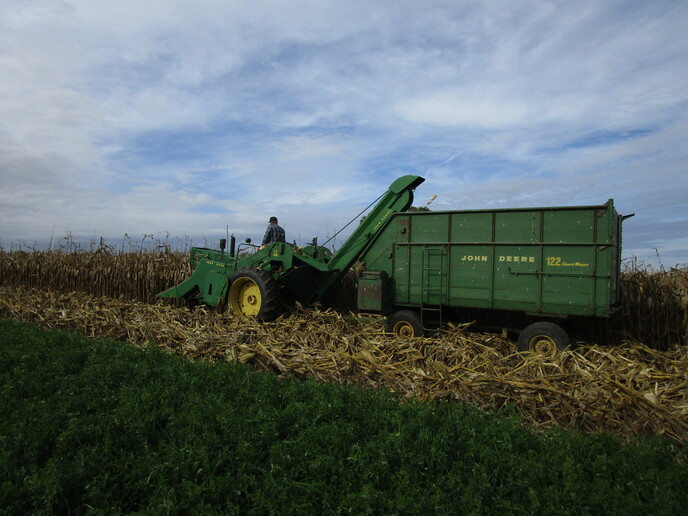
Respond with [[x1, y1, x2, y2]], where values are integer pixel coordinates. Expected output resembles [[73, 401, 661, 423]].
[[2, 286, 686, 444]]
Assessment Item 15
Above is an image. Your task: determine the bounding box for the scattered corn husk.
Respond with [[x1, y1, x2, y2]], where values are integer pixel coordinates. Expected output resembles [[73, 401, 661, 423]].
[[1, 286, 686, 445]]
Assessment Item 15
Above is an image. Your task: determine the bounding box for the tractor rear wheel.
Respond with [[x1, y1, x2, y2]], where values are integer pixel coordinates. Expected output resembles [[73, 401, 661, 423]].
[[386, 310, 423, 338], [517, 322, 571, 356], [227, 268, 282, 321]]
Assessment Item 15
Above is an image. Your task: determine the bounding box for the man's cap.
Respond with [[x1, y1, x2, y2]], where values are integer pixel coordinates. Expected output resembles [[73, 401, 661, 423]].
[[269, 216, 278, 223]]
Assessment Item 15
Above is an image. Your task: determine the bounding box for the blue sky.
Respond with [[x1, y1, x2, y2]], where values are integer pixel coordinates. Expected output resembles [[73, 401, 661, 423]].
[[1, 0, 687, 266]]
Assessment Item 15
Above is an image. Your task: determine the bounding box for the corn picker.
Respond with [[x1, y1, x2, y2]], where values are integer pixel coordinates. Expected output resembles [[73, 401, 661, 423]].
[[157, 175, 425, 321]]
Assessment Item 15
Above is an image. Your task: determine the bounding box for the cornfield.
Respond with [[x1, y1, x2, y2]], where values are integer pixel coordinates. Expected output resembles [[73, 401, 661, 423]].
[[0, 249, 191, 304], [0, 249, 686, 348], [612, 264, 688, 349], [1, 249, 687, 443]]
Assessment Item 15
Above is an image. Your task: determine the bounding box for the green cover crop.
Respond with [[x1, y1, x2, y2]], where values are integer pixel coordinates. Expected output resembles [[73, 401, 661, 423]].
[[1, 319, 686, 514]]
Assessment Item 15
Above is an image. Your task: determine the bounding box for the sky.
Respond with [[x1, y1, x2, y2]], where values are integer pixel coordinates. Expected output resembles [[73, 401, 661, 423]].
[[1, 0, 687, 267]]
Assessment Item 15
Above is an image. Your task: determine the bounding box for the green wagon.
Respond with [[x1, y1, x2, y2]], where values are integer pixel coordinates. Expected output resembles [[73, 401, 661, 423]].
[[357, 200, 633, 353]]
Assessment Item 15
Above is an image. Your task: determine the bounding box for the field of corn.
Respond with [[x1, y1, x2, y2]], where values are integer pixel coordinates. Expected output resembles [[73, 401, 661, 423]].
[[1, 248, 687, 443]]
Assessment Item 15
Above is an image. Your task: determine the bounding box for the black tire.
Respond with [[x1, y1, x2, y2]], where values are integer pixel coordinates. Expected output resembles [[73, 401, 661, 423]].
[[386, 310, 423, 338], [227, 268, 282, 321], [517, 322, 571, 356]]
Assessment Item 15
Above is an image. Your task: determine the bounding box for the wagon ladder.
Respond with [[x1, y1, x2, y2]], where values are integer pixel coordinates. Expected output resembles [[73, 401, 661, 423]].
[[420, 246, 448, 330]]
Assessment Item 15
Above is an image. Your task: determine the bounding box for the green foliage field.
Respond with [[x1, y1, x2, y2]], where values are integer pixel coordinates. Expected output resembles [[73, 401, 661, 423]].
[[1, 319, 686, 515]]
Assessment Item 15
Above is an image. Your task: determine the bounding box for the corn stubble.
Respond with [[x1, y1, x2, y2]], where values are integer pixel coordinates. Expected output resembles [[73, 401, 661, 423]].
[[1, 285, 686, 444]]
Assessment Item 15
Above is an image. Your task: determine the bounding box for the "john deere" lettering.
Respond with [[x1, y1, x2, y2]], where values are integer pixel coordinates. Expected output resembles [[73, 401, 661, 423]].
[[498, 255, 536, 263], [461, 255, 488, 262]]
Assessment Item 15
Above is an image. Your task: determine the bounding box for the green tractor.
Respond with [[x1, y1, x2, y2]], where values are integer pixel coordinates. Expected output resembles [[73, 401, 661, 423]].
[[157, 175, 425, 319]]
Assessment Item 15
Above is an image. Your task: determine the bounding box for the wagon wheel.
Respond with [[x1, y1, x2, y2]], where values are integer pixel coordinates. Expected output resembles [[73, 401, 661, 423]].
[[386, 310, 424, 338], [227, 268, 281, 321], [517, 322, 571, 356]]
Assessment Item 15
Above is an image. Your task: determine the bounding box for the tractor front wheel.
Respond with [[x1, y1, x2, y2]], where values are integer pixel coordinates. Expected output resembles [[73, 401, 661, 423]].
[[227, 268, 281, 321], [386, 310, 423, 338], [517, 322, 571, 356]]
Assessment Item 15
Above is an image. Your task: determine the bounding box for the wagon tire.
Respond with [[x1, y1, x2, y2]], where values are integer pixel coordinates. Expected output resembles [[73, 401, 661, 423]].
[[227, 268, 282, 321], [386, 310, 424, 338], [517, 322, 571, 356]]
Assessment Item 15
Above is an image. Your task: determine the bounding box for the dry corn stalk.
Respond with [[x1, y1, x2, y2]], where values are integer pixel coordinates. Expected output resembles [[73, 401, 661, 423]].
[[0, 249, 191, 304], [1, 250, 686, 348], [1, 286, 686, 445]]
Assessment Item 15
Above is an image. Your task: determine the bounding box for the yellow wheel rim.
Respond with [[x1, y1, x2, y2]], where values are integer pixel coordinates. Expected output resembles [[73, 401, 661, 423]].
[[529, 334, 557, 356], [228, 277, 262, 317], [393, 320, 416, 338]]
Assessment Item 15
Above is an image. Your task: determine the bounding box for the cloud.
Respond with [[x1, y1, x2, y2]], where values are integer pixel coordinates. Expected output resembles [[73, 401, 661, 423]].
[[1, 0, 687, 266], [395, 90, 532, 128]]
